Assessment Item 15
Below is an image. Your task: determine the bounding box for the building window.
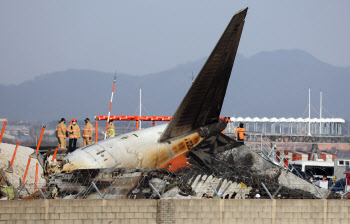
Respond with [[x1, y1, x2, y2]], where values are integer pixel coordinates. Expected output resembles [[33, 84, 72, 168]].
[[346, 161, 350, 166], [339, 160, 344, 166]]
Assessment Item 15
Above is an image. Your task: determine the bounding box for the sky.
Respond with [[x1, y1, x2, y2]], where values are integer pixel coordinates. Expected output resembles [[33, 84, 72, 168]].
[[0, 0, 349, 85]]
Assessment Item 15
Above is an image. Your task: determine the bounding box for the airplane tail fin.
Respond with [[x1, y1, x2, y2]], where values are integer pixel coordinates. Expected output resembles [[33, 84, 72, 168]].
[[159, 8, 248, 142]]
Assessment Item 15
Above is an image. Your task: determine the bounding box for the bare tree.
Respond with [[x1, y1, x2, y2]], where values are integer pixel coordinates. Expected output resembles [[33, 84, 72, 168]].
[[29, 124, 42, 146]]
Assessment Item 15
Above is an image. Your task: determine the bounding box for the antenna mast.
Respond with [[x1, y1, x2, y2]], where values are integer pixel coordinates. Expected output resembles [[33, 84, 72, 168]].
[[308, 88, 311, 136], [139, 88, 142, 130], [104, 73, 117, 139], [320, 91, 322, 134]]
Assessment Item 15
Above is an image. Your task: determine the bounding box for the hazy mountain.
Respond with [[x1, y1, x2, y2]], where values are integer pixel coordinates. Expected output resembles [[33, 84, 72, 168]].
[[0, 50, 349, 123]]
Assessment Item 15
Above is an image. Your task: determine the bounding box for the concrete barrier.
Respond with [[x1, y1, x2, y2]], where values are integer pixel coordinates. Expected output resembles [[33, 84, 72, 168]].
[[0, 199, 349, 224]]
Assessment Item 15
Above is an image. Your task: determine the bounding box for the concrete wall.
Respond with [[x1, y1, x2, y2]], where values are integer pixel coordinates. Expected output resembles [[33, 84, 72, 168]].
[[0, 199, 349, 224]]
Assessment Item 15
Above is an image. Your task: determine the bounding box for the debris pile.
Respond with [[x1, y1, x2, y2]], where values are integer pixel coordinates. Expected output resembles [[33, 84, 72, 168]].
[[0, 143, 46, 198], [1, 131, 335, 200], [45, 133, 331, 199]]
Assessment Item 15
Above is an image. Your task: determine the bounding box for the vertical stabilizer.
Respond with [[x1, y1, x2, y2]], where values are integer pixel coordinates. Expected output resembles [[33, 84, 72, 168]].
[[159, 8, 248, 142]]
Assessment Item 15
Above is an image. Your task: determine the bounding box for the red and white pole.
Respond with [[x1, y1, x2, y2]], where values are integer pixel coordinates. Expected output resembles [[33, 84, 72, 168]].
[[104, 74, 117, 140]]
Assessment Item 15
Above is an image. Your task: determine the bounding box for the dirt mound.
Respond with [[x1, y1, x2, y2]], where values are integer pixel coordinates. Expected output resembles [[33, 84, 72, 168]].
[[0, 143, 46, 194]]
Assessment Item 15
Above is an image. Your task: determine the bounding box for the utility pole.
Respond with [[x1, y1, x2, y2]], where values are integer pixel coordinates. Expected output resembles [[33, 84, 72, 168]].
[[308, 88, 311, 136], [320, 91, 322, 134]]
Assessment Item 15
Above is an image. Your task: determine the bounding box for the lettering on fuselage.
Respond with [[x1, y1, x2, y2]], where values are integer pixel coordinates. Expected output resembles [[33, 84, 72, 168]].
[[96, 150, 105, 155]]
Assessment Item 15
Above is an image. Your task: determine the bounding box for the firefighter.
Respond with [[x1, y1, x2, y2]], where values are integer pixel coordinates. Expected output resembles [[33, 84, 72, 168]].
[[82, 118, 93, 146], [234, 122, 246, 143], [67, 118, 81, 153], [55, 119, 61, 148], [56, 118, 67, 149], [107, 119, 115, 138], [59, 118, 67, 149]]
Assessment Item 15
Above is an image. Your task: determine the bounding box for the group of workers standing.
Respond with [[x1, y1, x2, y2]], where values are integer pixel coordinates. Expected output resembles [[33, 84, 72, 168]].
[[56, 118, 244, 152], [56, 118, 115, 153]]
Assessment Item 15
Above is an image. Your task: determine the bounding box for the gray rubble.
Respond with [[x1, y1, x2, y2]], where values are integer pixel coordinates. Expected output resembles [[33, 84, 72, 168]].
[[47, 133, 330, 199]]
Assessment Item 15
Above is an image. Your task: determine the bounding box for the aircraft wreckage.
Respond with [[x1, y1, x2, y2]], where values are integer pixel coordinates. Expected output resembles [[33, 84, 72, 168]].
[[44, 8, 331, 199]]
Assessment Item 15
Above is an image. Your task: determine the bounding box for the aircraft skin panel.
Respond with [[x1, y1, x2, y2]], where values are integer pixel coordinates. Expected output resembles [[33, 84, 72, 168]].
[[159, 8, 248, 142]]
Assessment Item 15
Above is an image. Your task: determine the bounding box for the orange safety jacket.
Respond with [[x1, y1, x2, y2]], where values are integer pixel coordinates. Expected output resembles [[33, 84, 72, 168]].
[[235, 127, 246, 140], [67, 124, 81, 139], [82, 122, 93, 138], [56, 122, 67, 138]]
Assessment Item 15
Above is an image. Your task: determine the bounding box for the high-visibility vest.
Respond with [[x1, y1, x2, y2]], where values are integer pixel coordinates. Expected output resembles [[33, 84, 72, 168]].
[[235, 127, 246, 140], [82, 122, 93, 138], [68, 124, 81, 139], [107, 123, 115, 138], [56, 122, 67, 138]]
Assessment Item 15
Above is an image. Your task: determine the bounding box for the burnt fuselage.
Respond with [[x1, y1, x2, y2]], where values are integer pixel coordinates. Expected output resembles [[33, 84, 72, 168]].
[[62, 124, 203, 172]]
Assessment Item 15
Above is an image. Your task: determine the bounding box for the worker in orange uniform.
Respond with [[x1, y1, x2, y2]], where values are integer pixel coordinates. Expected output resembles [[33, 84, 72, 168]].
[[67, 118, 81, 153], [82, 118, 93, 146], [235, 122, 246, 143], [107, 119, 115, 138]]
